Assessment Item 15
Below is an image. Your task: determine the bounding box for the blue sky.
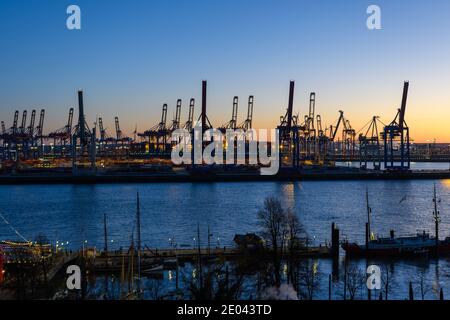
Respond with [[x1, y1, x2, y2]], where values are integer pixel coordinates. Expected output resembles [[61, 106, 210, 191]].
[[0, 0, 449, 141]]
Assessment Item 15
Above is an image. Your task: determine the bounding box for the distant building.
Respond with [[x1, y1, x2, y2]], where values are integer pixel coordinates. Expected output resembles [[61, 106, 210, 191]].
[[233, 233, 263, 250]]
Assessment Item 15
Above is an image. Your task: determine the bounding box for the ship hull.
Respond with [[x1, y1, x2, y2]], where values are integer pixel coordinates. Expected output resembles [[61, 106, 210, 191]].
[[342, 241, 450, 257]]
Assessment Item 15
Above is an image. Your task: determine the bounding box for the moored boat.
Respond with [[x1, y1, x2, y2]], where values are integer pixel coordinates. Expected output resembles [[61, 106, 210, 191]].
[[342, 185, 450, 257]]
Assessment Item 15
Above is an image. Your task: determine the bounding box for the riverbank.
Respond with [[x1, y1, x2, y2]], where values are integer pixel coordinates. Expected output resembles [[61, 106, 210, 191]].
[[1, 168, 450, 184]]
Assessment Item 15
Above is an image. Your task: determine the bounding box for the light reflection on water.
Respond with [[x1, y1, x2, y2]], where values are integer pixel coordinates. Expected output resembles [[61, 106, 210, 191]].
[[4, 180, 450, 249], [2, 174, 450, 298], [86, 257, 450, 300]]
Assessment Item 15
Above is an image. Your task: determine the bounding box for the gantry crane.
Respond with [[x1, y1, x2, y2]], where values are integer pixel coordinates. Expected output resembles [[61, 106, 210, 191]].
[[182, 98, 195, 132], [316, 114, 330, 162], [277, 81, 301, 167], [238, 96, 254, 131], [303, 93, 317, 159], [358, 116, 382, 169], [342, 119, 356, 159], [382, 81, 410, 170], [169, 99, 182, 131], [219, 96, 239, 133], [139, 103, 171, 156], [72, 90, 96, 169], [48, 108, 74, 157]]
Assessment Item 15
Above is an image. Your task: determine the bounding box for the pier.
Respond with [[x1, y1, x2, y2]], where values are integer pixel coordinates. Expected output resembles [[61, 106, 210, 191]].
[[1, 167, 450, 184]]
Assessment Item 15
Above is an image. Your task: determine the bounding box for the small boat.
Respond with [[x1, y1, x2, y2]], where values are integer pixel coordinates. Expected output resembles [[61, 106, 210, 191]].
[[142, 264, 163, 273], [342, 231, 435, 257], [342, 186, 450, 258], [162, 258, 178, 269]]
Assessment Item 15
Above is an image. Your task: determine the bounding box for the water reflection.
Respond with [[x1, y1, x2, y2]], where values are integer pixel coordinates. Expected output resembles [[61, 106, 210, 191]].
[[2, 177, 450, 299]]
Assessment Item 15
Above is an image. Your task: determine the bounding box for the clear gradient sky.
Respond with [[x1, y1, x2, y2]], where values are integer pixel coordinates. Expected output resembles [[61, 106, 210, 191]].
[[0, 0, 449, 142]]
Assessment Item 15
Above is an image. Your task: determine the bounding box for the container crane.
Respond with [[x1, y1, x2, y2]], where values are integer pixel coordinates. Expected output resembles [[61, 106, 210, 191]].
[[35, 109, 45, 157], [316, 114, 330, 162], [139, 104, 170, 156], [170, 99, 182, 131], [11, 111, 19, 135], [19, 111, 27, 135], [358, 116, 382, 170], [197, 80, 213, 133], [72, 90, 95, 166], [98, 117, 106, 142], [219, 96, 239, 132], [48, 108, 73, 157], [238, 96, 254, 131], [277, 81, 301, 167], [182, 98, 195, 132], [304, 92, 317, 159], [27, 110, 36, 136], [342, 119, 356, 158], [382, 81, 410, 170], [115, 116, 123, 141]]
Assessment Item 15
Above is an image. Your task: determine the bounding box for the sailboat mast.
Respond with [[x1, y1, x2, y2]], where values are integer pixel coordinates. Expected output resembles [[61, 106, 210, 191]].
[[103, 213, 108, 265], [366, 188, 371, 249], [197, 224, 203, 288], [136, 192, 142, 297], [433, 184, 440, 251]]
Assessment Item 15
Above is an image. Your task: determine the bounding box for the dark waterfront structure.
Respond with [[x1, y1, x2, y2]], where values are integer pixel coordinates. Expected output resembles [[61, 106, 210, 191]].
[[383, 81, 411, 171], [1, 80, 449, 180]]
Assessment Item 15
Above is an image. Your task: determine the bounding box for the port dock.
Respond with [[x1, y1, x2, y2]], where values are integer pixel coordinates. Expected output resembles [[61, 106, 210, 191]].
[[1, 167, 450, 184]]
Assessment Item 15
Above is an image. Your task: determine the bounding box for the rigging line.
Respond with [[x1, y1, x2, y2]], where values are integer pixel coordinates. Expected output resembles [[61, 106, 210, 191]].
[[0, 212, 29, 243], [355, 118, 373, 135]]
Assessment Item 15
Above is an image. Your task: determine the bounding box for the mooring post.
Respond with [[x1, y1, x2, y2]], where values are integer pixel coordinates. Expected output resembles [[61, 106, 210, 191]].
[[409, 281, 414, 300], [328, 274, 331, 300], [331, 222, 339, 258]]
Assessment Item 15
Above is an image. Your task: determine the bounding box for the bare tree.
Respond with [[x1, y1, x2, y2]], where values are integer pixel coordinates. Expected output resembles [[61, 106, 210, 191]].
[[185, 263, 244, 300], [298, 260, 320, 300], [257, 197, 287, 287], [381, 264, 395, 300], [346, 264, 365, 300], [285, 209, 306, 288], [147, 279, 163, 300], [414, 268, 432, 300], [35, 234, 51, 285]]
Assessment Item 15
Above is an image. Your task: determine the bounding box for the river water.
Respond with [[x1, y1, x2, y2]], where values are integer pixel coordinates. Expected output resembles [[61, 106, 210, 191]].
[[2, 164, 450, 299]]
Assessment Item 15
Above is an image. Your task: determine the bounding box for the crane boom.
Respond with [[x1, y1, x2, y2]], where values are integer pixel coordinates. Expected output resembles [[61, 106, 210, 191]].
[[183, 98, 195, 131], [115, 116, 122, 140], [36, 109, 45, 137], [12, 111, 19, 134], [160, 104, 168, 129], [171, 99, 182, 130], [67, 108, 74, 134], [398, 81, 409, 130], [188, 98, 194, 129], [98, 117, 105, 140], [286, 81, 295, 133], [316, 115, 323, 136], [309, 93, 315, 130], [231, 96, 238, 129], [19, 111, 27, 134], [28, 110, 36, 135], [247, 95, 254, 129], [331, 111, 344, 141]]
